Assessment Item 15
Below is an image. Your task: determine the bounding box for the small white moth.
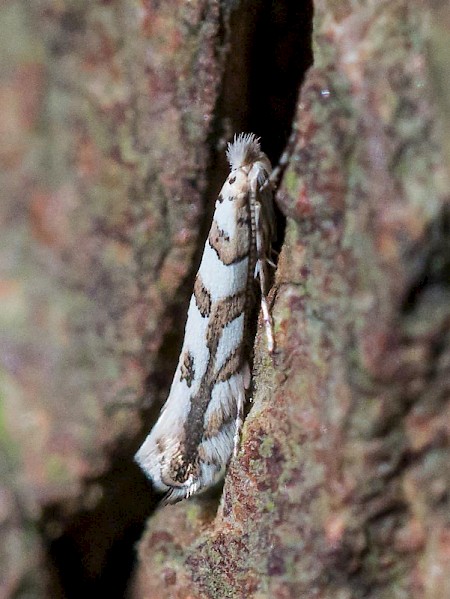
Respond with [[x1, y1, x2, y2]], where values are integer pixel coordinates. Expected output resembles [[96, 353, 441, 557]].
[[135, 133, 275, 503]]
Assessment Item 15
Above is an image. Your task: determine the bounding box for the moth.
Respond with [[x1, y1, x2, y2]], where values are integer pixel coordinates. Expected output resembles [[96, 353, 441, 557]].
[[135, 133, 275, 503]]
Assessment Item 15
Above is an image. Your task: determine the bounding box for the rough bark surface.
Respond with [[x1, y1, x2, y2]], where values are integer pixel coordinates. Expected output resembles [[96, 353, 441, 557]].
[[133, 2, 450, 599], [1, 0, 237, 595], [1, 0, 449, 598]]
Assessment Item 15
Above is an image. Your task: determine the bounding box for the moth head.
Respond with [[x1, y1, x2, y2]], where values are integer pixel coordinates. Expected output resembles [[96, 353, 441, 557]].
[[226, 132, 265, 171]]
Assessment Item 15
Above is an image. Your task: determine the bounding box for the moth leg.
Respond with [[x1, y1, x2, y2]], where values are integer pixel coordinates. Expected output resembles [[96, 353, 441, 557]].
[[233, 388, 245, 457], [254, 202, 274, 354], [259, 286, 274, 354], [233, 363, 250, 457], [265, 248, 279, 269]]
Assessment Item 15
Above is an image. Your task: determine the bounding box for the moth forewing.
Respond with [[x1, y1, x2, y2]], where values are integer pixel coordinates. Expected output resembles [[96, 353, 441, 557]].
[[135, 133, 275, 503]]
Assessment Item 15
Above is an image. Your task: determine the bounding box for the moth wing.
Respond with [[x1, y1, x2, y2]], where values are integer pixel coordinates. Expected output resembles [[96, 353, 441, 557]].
[[135, 294, 210, 495]]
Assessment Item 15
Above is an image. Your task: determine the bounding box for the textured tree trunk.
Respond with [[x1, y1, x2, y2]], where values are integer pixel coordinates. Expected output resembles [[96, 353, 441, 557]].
[[1, 1, 449, 598]]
